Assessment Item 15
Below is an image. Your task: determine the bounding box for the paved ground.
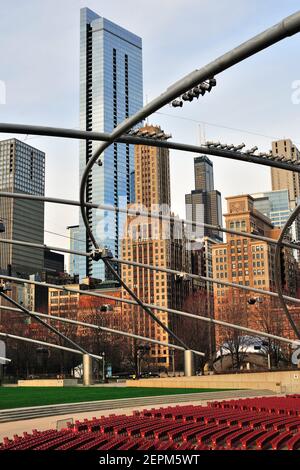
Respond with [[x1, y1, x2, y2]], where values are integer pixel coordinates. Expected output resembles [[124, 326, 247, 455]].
[[0, 389, 279, 441]]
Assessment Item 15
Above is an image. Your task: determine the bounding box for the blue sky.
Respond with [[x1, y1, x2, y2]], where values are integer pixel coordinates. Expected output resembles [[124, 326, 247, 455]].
[[0, 0, 300, 256]]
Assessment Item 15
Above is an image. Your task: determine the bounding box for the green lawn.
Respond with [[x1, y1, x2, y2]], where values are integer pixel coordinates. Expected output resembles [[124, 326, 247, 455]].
[[0, 387, 230, 410]]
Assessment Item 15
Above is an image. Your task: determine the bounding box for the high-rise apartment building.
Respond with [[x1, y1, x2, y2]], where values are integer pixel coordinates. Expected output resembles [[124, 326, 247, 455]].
[[212, 195, 297, 347], [0, 138, 45, 276], [78, 7, 143, 281], [185, 156, 222, 241], [121, 126, 191, 368]]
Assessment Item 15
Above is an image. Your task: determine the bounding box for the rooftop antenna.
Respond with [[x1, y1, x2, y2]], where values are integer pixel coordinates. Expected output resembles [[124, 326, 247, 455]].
[[198, 123, 206, 146]]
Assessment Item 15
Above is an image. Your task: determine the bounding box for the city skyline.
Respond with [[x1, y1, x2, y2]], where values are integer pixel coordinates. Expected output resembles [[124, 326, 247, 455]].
[[1, 1, 300, 256]]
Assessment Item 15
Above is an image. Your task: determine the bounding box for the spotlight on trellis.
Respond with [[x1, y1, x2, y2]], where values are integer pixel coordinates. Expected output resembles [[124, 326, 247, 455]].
[[205, 141, 246, 152], [171, 78, 217, 107], [171, 99, 183, 108], [127, 128, 172, 140], [244, 146, 258, 154]]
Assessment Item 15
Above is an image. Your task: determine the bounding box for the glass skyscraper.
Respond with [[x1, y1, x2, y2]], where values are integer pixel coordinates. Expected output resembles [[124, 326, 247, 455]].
[[0, 138, 45, 276], [78, 8, 143, 281], [251, 189, 291, 227]]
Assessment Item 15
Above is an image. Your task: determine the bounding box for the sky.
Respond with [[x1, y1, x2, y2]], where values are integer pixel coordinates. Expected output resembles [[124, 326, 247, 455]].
[[0, 0, 300, 267]]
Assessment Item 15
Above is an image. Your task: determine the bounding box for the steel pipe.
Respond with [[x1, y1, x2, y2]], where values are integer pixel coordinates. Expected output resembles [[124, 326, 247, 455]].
[[0, 305, 205, 357], [0, 274, 299, 347], [0, 123, 299, 174], [1, 191, 299, 251], [0, 290, 90, 357], [0, 332, 103, 360]]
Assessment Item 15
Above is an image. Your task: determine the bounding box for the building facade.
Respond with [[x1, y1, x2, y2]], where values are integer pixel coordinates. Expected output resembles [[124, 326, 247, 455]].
[[78, 7, 143, 281], [185, 156, 222, 242], [212, 195, 297, 347], [271, 139, 300, 209], [0, 138, 45, 276], [121, 126, 191, 369]]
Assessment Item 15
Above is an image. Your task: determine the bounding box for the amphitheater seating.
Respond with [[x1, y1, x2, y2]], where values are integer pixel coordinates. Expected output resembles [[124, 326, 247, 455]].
[[1, 395, 300, 451]]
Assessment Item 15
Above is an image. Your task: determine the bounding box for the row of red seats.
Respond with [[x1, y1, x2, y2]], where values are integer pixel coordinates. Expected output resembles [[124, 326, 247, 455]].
[[2, 396, 300, 451], [210, 396, 300, 416]]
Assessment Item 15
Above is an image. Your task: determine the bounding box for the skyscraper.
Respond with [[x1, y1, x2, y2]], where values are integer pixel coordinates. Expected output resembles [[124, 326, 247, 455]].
[[78, 7, 143, 281], [185, 156, 222, 241], [134, 125, 170, 209], [271, 139, 300, 208], [194, 155, 214, 192], [121, 126, 191, 368], [251, 189, 291, 228], [271, 139, 300, 248], [0, 138, 45, 276]]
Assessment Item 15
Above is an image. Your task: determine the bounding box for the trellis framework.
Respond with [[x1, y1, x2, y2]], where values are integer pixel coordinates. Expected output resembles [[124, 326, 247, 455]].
[[1, 11, 300, 369]]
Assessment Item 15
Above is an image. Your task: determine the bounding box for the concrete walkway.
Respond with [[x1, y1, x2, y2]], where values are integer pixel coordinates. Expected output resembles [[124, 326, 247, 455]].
[[0, 389, 278, 441]]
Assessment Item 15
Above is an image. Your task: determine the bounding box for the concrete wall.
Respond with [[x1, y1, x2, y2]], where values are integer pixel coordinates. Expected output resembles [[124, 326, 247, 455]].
[[18, 379, 78, 387], [126, 371, 300, 394]]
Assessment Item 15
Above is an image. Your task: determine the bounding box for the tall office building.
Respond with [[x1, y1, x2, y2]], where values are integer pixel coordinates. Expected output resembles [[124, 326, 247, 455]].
[[121, 126, 191, 368], [194, 155, 214, 192], [78, 7, 143, 281], [0, 138, 45, 276], [185, 156, 222, 241]]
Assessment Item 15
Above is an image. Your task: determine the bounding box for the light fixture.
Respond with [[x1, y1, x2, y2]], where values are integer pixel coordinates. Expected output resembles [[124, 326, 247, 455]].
[[171, 78, 217, 108], [234, 143, 246, 151], [171, 99, 183, 108]]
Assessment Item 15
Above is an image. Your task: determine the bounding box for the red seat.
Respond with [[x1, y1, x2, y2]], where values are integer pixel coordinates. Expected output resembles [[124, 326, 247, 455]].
[[286, 433, 300, 450], [255, 429, 280, 450]]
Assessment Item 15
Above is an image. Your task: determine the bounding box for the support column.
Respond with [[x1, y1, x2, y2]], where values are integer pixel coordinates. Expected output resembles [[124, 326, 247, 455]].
[[83, 354, 93, 386], [184, 350, 195, 377]]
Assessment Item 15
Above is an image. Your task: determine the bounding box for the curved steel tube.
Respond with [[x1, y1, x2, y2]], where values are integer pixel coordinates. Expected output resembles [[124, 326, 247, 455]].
[[274, 205, 300, 340]]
